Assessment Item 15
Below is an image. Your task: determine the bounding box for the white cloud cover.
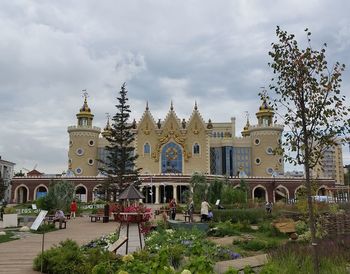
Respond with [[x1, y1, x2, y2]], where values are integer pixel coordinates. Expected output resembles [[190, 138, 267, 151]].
[[0, 0, 349, 173]]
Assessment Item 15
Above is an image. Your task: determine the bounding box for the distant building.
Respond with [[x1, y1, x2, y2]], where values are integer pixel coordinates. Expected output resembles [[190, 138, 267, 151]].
[[0, 156, 15, 203], [313, 141, 344, 184]]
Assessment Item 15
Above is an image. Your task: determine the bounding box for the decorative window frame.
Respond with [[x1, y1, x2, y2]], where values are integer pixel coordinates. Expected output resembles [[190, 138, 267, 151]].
[[88, 158, 94, 166], [254, 138, 260, 146], [193, 143, 200, 156], [266, 147, 273, 155], [88, 139, 95, 147], [76, 148, 84, 156], [255, 158, 261, 165], [75, 167, 83, 175], [144, 142, 151, 155]]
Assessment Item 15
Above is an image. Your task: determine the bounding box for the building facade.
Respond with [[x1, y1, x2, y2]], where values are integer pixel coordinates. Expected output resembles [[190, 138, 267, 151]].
[[0, 156, 15, 203], [68, 96, 284, 178]]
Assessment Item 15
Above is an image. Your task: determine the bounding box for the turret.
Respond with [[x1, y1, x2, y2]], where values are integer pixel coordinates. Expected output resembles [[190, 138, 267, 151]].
[[67, 92, 100, 176]]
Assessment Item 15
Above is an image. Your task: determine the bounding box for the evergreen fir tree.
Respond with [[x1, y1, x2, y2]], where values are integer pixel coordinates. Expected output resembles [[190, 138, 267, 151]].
[[99, 83, 141, 200]]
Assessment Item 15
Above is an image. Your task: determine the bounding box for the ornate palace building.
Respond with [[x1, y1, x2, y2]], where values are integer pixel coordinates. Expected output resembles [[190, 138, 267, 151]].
[[10, 95, 337, 204], [68, 96, 284, 178]]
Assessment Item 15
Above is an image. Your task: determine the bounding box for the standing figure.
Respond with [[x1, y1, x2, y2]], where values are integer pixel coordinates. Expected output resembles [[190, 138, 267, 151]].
[[188, 198, 194, 223], [70, 200, 78, 219], [265, 202, 272, 214], [169, 198, 177, 220], [200, 199, 211, 222]]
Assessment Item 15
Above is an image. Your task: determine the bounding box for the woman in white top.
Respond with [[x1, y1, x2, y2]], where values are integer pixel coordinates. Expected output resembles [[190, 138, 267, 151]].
[[200, 199, 211, 222]]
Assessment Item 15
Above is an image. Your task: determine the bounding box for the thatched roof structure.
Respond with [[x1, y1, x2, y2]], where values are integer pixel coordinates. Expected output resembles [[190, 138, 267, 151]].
[[117, 184, 145, 200]]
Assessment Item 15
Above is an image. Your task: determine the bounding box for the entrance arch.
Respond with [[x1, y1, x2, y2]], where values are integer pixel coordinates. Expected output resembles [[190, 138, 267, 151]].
[[317, 186, 327, 196], [252, 185, 268, 202], [294, 186, 307, 200], [15, 185, 29, 204], [75, 184, 87, 203], [34, 185, 48, 200], [273, 185, 289, 203]]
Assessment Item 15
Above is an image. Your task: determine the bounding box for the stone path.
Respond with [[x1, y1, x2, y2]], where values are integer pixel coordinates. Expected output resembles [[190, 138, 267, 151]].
[[0, 217, 118, 274]]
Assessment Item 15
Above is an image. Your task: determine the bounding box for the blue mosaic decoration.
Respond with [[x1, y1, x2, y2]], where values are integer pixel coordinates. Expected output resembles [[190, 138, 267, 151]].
[[161, 142, 183, 173]]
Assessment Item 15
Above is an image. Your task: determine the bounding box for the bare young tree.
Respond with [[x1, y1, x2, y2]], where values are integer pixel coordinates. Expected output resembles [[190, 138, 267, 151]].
[[265, 26, 350, 273]]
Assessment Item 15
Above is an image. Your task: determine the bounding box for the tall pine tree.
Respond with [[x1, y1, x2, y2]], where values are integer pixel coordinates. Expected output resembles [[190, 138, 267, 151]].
[[99, 83, 141, 201]]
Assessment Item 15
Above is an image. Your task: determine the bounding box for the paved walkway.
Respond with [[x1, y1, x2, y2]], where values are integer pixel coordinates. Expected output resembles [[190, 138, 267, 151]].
[[214, 254, 268, 273], [0, 217, 118, 274]]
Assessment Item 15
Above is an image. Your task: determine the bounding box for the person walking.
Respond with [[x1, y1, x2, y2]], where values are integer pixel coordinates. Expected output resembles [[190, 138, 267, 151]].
[[200, 198, 211, 222], [70, 199, 78, 219], [169, 198, 177, 220], [188, 198, 194, 223]]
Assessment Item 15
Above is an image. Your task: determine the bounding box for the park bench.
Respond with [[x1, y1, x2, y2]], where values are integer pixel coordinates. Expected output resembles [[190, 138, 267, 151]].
[[89, 214, 103, 222], [184, 213, 191, 222], [89, 209, 105, 222]]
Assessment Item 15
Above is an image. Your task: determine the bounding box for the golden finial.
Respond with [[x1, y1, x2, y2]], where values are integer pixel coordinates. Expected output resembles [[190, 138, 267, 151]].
[[170, 100, 173, 111], [194, 101, 198, 110], [146, 101, 149, 111]]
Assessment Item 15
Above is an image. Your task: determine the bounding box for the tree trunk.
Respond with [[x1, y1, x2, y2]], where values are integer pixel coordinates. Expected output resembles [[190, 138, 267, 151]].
[[302, 130, 320, 273]]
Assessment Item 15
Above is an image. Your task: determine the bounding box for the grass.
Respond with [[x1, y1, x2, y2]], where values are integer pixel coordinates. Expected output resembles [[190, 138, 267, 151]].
[[261, 237, 350, 274], [0, 231, 19, 243]]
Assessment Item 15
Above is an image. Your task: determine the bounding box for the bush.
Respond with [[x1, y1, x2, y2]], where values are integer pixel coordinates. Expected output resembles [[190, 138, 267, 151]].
[[236, 238, 279, 251], [212, 208, 266, 224], [33, 239, 85, 273], [32, 223, 56, 234], [4, 207, 17, 214]]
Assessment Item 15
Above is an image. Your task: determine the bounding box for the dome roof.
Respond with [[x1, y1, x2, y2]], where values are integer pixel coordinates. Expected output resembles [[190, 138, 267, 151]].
[[80, 97, 91, 113]]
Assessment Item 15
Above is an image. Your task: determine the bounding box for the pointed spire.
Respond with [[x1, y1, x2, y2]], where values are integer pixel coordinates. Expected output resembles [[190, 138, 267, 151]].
[[146, 101, 149, 111], [170, 100, 174, 111], [194, 101, 198, 110]]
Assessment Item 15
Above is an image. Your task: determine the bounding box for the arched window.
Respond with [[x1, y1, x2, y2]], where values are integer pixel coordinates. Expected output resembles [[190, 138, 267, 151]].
[[144, 143, 150, 154], [213, 132, 217, 138], [193, 143, 200, 155]]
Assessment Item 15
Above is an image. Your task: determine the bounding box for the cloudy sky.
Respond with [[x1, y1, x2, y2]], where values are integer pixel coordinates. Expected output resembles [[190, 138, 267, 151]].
[[0, 0, 349, 174]]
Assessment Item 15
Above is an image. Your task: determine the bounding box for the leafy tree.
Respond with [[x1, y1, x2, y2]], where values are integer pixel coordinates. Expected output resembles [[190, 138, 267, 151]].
[[190, 173, 207, 205], [207, 179, 223, 204], [266, 26, 350, 273], [36, 180, 75, 212], [99, 83, 141, 201]]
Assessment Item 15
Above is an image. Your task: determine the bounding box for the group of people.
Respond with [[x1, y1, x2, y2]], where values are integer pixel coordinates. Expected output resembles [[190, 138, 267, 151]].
[[168, 197, 213, 223]]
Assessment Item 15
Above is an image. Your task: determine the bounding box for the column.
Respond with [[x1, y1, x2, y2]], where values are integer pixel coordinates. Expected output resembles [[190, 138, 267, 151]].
[[139, 187, 144, 203], [155, 185, 160, 204], [173, 184, 178, 202]]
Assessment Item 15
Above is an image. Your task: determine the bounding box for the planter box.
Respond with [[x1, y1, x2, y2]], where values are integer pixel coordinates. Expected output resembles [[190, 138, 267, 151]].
[[3, 214, 18, 228]]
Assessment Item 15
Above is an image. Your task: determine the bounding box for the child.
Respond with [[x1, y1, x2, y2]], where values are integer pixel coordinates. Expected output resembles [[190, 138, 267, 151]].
[[70, 200, 77, 219]]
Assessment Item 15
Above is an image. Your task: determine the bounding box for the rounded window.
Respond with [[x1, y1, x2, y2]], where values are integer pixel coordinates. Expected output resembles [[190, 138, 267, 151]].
[[76, 167, 83, 175], [76, 148, 84, 156], [69, 140, 73, 147], [255, 158, 261, 165], [266, 167, 274, 175], [88, 140, 95, 146], [266, 147, 273, 155], [254, 138, 260, 145], [88, 159, 94, 166]]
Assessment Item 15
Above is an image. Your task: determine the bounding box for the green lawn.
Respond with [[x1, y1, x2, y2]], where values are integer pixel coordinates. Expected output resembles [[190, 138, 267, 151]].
[[0, 231, 19, 243]]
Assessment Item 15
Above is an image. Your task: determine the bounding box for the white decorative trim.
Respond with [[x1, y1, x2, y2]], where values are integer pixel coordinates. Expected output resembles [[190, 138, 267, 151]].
[[273, 185, 289, 203], [14, 184, 30, 203]]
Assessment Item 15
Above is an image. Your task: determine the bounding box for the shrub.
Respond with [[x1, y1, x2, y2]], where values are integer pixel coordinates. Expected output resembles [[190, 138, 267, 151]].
[[4, 207, 17, 214], [184, 255, 214, 274], [212, 208, 266, 224], [33, 239, 85, 273], [32, 223, 56, 234]]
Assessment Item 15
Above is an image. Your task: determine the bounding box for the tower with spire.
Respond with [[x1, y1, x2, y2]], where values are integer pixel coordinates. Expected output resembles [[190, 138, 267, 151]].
[[67, 92, 101, 176], [241, 96, 284, 177]]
